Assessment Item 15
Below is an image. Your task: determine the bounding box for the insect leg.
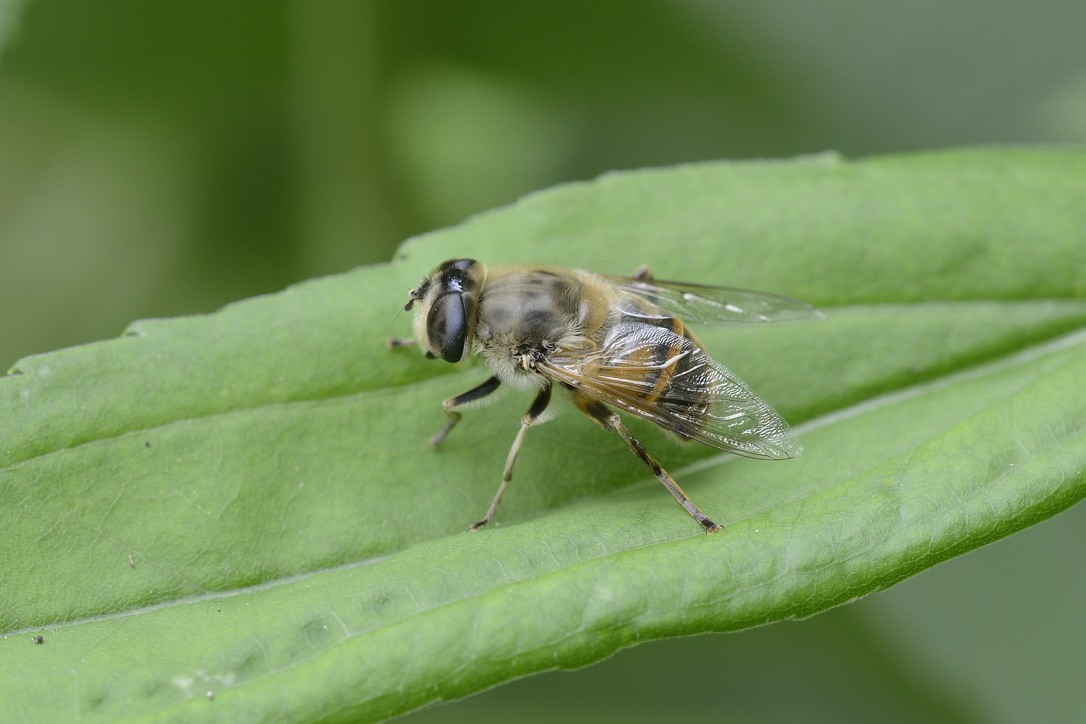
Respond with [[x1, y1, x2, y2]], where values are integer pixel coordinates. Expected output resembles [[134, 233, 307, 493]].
[[571, 392, 722, 534], [470, 383, 552, 532], [386, 337, 417, 349], [430, 375, 502, 448], [630, 265, 654, 281]]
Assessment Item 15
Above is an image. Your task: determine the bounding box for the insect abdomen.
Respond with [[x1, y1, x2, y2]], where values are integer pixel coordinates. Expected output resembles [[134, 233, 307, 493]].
[[612, 312, 711, 439]]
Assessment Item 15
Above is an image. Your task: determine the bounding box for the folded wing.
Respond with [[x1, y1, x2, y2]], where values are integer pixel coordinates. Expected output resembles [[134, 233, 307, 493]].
[[541, 320, 802, 460]]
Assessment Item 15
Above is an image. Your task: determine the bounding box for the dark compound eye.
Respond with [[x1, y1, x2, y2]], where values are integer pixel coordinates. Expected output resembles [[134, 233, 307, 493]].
[[426, 291, 468, 362]]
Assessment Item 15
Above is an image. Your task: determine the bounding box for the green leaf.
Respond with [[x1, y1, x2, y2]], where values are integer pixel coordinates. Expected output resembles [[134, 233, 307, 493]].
[[2, 148, 1085, 722]]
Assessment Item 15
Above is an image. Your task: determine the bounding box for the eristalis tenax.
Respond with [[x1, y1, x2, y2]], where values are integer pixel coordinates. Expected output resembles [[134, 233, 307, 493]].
[[389, 259, 818, 533]]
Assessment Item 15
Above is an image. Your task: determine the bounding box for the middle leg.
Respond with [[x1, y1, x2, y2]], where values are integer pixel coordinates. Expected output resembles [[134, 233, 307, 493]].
[[470, 383, 553, 531]]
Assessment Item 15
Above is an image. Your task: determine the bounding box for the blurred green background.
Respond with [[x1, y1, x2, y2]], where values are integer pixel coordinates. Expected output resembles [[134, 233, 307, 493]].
[[1, 1, 1084, 721]]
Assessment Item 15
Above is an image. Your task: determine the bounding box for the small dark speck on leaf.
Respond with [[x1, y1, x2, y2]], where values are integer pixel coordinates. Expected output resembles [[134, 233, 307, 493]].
[[144, 440, 152, 448], [32, 635, 44, 644]]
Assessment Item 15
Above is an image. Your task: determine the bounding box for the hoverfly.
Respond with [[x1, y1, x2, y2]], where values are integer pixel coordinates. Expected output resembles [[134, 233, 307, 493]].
[[390, 259, 816, 533]]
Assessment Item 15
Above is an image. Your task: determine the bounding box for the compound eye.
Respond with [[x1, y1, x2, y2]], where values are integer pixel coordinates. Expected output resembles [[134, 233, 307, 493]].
[[426, 292, 468, 362]]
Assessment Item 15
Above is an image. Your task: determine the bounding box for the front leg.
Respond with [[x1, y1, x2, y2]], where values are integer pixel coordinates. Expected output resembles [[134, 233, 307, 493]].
[[387, 337, 437, 359], [430, 375, 502, 448]]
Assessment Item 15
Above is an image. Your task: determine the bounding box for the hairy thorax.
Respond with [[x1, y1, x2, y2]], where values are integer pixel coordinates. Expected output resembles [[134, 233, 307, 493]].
[[473, 266, 610, 389]]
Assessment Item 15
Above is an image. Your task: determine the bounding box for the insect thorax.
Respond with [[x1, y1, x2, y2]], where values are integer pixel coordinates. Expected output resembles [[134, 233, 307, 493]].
[[473, 267, 607, 385]]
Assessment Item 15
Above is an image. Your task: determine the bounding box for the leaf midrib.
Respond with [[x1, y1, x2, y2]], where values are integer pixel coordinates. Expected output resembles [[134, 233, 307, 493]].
[[4, 297, 1085, 473]]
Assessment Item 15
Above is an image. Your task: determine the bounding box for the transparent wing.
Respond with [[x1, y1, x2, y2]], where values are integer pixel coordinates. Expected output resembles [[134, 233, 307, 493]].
[[540, 321, 802, 460], [607, 276, 819, 325]]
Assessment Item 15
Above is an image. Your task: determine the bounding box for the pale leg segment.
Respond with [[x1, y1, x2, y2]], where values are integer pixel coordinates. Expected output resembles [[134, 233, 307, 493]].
[[470, 383, 553, 531]]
